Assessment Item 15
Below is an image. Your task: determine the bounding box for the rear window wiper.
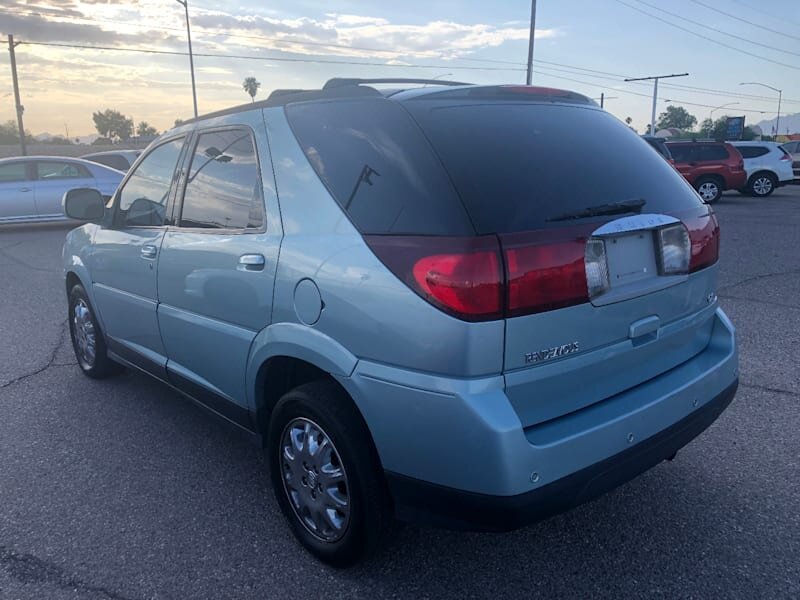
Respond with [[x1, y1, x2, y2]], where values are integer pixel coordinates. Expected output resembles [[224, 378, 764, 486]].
[[546, 198, 646, 222]]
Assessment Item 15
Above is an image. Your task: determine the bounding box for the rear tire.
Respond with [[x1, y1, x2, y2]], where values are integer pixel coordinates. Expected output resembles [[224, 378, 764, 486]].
[[68, 284, 124, 379], [747, 172, 776, 197], [695, 177, 723, 203], [268, 380, 393, 567]]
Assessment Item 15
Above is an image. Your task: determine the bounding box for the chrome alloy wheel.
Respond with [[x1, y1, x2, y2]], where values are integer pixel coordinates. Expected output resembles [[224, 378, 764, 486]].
[[72, 298, 96, 369], [280, 418, 351, 542], [752, 176, 773, 196], [698, 181, 719, 201]]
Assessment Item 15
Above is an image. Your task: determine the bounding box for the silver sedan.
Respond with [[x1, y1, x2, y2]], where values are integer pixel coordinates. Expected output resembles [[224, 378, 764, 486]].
[[0, 156, 123, 224]]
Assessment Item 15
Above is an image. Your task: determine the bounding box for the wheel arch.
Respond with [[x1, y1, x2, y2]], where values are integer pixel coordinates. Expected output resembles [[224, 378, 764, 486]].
[[247, 323, 362, 439]]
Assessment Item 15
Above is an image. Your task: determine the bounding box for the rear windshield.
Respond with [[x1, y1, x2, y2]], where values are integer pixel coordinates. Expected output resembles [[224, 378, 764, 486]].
[[287, 98, 703, 235], [408, 102, 704, 234]]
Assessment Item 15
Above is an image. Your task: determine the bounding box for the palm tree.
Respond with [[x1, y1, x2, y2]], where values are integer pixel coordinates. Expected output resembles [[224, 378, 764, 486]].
[[243, 77, 261, 102]]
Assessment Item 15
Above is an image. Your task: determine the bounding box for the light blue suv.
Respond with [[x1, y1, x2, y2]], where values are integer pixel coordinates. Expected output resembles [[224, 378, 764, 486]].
[[63, 79, 739, 566]]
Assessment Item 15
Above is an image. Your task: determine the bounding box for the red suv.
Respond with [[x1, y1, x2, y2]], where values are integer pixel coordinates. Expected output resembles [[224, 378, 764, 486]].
[[665, 141, 747, 203]]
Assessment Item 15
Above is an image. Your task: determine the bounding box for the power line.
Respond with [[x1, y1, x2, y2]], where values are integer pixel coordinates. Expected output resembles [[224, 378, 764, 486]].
[[630, 0, 800, 58], [688, 0, 800, 42], [17, 40, 525, 71], [614, 0, 800, 71], [728, 0, 800, 29]]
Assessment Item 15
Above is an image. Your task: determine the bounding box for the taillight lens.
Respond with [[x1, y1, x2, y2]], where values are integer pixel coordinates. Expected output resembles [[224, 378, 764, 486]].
[[365, 235, 503, 321], [502, 230, 591, 317], [684, 211, 720, 272], [657, 223, 691, 275], [779, 148, 792, 161]]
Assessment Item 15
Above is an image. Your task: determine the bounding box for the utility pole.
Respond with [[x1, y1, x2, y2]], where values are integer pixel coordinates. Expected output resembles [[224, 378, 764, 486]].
[[597, 94, 618, 108], [175, 0, 198, 118], [526, 0, 537, 85], [624, 72, 688, 136], [7, 35, 26, 156]]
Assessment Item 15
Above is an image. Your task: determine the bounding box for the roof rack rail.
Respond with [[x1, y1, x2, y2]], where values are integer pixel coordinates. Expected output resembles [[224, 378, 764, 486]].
[[323, 77, 470, 89]]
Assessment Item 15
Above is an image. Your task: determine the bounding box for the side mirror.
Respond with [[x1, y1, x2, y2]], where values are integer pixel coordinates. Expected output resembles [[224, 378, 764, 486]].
[[63, 188, 105, 221]]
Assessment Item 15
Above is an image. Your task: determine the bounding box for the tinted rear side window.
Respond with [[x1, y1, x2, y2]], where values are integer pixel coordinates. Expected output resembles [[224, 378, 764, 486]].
[[737, 146, 769, 159], [697, 145, 729, 161], [286, 98, 473, 235], [407, 102, 703, 234], [179, 129, 264, 230]]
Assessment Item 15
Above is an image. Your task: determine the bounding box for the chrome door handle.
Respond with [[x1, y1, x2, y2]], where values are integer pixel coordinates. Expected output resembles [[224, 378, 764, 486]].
[[19, 187, 32, 192], [140, 245, 158, 259], [238, 254, 265, 271]]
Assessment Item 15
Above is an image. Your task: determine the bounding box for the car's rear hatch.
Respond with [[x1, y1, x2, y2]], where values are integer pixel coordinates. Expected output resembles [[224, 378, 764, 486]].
[[402, 88, 721, 430]]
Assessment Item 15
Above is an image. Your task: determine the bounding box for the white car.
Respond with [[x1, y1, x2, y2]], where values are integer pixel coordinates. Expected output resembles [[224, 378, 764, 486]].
[[730, 141, 795, 197], [780, 141, 800, 181], [0, 156, 123, 224]]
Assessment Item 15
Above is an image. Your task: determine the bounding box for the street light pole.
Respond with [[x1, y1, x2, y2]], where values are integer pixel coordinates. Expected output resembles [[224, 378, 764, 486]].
[[624, 72, 689, 135], [176, 0, 198, 118], [740, 82, 781, 139], [526, 0, 537, 85]]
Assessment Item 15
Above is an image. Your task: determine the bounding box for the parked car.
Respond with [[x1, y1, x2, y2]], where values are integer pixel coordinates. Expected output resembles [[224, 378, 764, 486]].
[[665, 140, 747, 203], [0, 156, 123, 224], [781, 141, 800, 181], [642, 135, 674, 163], [62, 79, 738, 566], [81, 150, 141, 172], [730, 141, 795, 196]]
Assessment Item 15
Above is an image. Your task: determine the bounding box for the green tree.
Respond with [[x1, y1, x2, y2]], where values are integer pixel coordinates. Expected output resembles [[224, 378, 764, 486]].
[[657, 105, 698, 131], [242, 76, 261, 102], [136, 121, 158, 137], [92, 109, 133, 142]]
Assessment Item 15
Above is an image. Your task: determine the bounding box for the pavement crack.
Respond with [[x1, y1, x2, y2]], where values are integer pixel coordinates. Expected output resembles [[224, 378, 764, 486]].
[[717, 294, 800, 311], [718, 268, 800, 294], [0, 319, 70, 390], [0, 546, 140, 600], [740, 382, 799, 398]]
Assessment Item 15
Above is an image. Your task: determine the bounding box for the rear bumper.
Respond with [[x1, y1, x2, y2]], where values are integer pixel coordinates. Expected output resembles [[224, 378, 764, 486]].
[[338, 307, 738, 526], [386, 378, 737, 531]]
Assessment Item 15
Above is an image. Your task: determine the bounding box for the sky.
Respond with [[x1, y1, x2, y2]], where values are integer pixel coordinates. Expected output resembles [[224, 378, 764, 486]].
[[1, 0, 800, 138]]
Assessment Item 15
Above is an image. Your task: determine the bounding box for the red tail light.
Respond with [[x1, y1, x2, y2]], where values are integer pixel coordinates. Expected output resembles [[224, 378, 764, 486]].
[[684, 210, 720, 272], [779, 148, 792, 161], [501, 230, 591, 317], [364, 235, 503, 321], [366, 214, 718, 322]]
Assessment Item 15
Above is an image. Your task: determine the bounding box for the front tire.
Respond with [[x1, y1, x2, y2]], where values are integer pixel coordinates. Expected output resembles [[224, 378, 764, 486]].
[[268, 381, 393, 567], [68, 284, 123, 379], [695, 177, 723, 203], [747, 172, 776, 197]]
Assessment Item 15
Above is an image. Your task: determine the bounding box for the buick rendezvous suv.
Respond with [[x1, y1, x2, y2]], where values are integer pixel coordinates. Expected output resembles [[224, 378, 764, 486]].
[[62, 79, 739, 567]]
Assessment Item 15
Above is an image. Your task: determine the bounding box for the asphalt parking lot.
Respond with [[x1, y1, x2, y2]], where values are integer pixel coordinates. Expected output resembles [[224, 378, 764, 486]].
[[1, 187, 798, 599]]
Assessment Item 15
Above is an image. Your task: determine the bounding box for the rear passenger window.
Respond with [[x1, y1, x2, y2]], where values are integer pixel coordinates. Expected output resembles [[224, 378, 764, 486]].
[[286, 98, 473, 235], [0, 162, 28, 182], [697, 145, 729, 161], [89, 154, 130, 171], [736, 146, 769, 159], [178, 129, 263, 230]]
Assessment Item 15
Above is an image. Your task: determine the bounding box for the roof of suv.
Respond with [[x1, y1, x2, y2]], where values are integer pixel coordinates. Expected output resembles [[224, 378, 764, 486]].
[[182, 78, 596, 125]]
